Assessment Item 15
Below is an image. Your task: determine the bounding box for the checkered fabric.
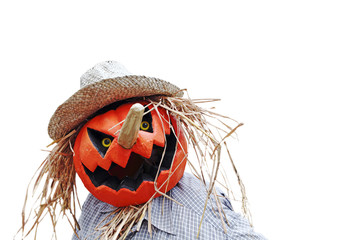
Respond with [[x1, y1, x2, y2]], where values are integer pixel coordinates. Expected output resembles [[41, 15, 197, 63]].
[[72, 173, 267, 240]]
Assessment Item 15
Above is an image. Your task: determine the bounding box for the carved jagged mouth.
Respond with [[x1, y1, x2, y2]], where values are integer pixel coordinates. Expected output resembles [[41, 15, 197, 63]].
[[83, 131, 177, 191]]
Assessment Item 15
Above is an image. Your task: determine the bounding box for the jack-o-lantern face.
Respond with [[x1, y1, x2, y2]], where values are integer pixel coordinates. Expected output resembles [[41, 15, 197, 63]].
[[73, 101, 187, 207]]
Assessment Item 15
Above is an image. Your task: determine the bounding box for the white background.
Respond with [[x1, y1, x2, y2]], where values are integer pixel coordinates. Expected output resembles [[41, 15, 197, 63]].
[[1, 0, 360, 239]]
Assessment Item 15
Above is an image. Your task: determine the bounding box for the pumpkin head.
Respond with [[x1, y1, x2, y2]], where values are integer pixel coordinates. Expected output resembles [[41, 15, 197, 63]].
[[73, 100, 187, 207]]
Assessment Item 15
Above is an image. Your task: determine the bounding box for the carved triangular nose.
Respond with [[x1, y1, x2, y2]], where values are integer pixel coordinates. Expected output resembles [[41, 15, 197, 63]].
[[117, 103, 144, 149]]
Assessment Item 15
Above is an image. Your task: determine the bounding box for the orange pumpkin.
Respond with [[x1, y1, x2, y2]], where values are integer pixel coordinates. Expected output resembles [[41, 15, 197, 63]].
[[73, 101, 188, 207]]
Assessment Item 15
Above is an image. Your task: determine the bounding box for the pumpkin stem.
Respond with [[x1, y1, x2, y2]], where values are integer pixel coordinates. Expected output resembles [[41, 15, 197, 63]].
[[117, 103, 144, 149]]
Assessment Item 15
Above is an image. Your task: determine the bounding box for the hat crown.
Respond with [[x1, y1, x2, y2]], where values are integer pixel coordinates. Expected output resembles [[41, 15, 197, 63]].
[[49, 61, 183, 140], [80, 61, 131, 88]]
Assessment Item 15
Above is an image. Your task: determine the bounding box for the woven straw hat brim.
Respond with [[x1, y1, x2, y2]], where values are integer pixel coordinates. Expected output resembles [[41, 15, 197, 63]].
[[48, 75, 183, 140]]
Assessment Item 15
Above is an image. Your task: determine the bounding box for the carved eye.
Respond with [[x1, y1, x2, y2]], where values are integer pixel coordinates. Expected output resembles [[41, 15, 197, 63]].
[[140, 121, 150, 131], [140, 107, 153, 133], [87, 128, 114, 158], [102, 138, 112, 148]]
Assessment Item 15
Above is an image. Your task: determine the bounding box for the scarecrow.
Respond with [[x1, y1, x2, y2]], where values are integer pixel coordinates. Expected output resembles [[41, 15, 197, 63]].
[[20, 61, 266, 239]]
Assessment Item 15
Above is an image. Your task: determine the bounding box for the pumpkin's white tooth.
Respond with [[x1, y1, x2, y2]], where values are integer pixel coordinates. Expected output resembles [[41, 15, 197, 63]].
[[117, 103, 144, 149]]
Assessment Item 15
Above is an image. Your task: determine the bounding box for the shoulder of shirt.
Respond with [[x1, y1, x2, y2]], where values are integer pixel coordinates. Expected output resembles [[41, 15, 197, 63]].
[[169, 173, 235, 226], [171, 173, 263, 238]]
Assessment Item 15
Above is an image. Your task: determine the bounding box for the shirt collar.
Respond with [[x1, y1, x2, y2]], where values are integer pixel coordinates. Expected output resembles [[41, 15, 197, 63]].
[[99, 201, 116, 213], [97, 194, 176, 235], [143, 195, 175, 235]]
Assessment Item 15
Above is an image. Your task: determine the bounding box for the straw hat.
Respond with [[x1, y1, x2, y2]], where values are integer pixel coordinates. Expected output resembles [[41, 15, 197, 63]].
[[48, 61, 183, 140]]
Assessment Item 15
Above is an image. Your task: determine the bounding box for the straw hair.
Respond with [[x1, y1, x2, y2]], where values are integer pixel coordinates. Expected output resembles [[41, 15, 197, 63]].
[[48, 75, 183, 140]]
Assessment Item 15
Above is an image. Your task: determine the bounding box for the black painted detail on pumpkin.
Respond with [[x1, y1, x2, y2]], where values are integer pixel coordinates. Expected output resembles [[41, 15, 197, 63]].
[[87, 128, 114, 158], [83, 130, 177, 191]]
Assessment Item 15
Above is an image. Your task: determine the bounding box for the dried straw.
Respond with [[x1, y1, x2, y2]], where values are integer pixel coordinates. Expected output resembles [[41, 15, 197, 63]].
[[19, 92, 251, 239], [18, 128, 81, 240]]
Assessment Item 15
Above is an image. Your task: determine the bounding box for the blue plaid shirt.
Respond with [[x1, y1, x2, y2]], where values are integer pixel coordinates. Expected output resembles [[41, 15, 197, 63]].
[[72, 173, 266, 240]]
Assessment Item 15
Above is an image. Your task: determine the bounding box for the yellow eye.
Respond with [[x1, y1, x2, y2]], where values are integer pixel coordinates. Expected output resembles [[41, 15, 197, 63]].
[[102, 138, 112, 147], [140, 121, 150, 131]]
